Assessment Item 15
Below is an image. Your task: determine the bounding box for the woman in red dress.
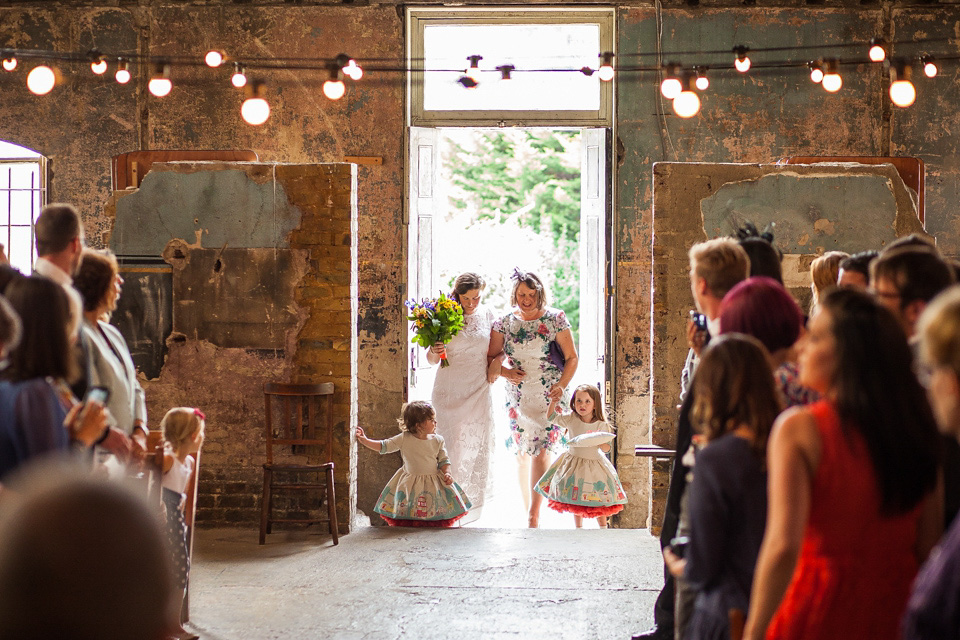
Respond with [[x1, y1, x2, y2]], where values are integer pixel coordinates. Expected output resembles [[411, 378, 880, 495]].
[[744, 288, 943, 640]]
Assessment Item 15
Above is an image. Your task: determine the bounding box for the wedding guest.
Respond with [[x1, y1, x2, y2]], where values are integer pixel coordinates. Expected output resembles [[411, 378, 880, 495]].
[[837, 250, 878, 290], [0, 277, 111, 479], [426, 272, 495, 520], [663, 334, 779, 640], [904, 285, 960, 639], [74, 249, 148, 457], [720, 277, 817, 407], [488, 269, 578, 528], [809, 250, 848, 314], [0, 465, 176, 640], [734, 222, 783, 284], [744, 289, 942, 640], [635, 239, 749, 640]]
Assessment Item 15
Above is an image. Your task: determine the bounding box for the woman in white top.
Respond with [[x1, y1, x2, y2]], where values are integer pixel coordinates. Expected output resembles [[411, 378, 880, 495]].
[[426, 272, 496, 518], [73, 249, 147, 456]]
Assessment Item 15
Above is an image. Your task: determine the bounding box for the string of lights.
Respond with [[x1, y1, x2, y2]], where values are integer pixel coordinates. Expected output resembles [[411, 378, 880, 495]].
[[0, 35, 955, 124]]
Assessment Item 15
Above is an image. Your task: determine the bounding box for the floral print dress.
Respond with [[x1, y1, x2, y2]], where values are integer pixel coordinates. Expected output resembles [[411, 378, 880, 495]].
[[493, 308, 571, 456]]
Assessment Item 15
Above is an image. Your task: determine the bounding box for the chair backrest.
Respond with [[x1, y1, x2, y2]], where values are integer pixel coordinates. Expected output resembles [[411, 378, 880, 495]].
[[263, 382, 335, 464], [141, 430, 166, 501]]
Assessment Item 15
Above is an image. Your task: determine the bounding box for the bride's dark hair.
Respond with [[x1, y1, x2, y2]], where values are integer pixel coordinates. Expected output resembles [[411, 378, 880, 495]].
[[451, 273, 485, 304]]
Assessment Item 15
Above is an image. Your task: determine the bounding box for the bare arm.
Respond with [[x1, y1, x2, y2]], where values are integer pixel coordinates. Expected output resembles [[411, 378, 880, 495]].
[[487, 330, 525, 384], [548, 328, 579, 401], [355, 426, 382, 453], [743, 408, 820, 640], [426, 342, 444, 366]]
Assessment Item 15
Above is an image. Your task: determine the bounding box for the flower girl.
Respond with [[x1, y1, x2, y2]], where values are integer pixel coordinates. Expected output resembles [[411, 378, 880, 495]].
[[537, 385, 627, 528], [357, 401, 472, 527]]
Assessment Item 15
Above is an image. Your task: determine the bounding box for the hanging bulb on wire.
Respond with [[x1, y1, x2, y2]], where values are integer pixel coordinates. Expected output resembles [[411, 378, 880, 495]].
[[115, 59, 130, 84], [597, 52, 615, 82], [694, 67, 709, 91], [809, 62, 824, 83], [26, 65, 56, 95], [869, 38, 887, 63], [889, 64, 916, 108], [465, 55, 482, 83], [231, 63, 247, 88], [205, 50, 224, 68], [822, 60, 842, 93], [241, 81, 271, 125], [497, 65, 514, 81], [921, 56, 938, 78], [89, 51, 107, 76], [673, 75, 701, 118], [323, 66, 346, 100], [148, 64, 172, 97], [733, 46, 751, 73], [2, 52, 17, 72], [660, 64, 682, 100], [343, 59, 363, 81]]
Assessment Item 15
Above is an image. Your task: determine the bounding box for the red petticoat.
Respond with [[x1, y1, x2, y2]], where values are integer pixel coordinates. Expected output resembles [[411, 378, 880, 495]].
[[547, 500, 624, 518], [380, 512, 467, 528]]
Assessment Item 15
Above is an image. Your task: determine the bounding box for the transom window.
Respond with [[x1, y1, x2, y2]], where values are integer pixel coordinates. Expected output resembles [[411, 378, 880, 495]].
[[408, 9, 614, 126], [0, 141, 46, 274]]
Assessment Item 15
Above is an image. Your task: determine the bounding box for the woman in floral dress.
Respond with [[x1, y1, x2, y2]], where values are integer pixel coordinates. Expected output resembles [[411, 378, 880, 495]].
[[488, 270, 578, 528]]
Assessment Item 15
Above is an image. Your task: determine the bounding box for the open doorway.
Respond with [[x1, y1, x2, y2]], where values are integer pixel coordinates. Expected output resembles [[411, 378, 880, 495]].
[[407, 126, 608, 528]]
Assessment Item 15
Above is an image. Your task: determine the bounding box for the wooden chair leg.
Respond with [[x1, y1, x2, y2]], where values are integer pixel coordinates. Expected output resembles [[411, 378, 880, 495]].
[[326, 465, 338, 545], [259, 468, 271, 545]]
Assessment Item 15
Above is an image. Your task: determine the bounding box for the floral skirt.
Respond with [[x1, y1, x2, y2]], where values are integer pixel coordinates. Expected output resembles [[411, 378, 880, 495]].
[[374, 470, 472, 526], [535, 451, 627, 516]]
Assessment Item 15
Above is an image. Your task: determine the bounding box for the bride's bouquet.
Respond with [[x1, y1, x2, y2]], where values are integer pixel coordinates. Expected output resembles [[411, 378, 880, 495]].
[[406, 293, 465, 368]]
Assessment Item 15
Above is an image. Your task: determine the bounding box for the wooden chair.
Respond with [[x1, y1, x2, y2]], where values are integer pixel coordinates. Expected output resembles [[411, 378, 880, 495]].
[[260, 382, 338, 545]]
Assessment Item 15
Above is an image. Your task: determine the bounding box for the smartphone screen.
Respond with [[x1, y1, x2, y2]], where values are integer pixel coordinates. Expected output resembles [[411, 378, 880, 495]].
[[83, 386, 109, 406]]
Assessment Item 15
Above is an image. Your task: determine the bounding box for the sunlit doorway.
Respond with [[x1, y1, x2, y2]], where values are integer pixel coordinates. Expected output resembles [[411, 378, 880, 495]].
[[406, 8, 614, 529]]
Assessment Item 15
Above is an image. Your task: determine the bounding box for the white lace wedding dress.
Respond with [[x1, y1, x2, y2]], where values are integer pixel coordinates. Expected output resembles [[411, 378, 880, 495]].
[[431, 306, 496, 514]]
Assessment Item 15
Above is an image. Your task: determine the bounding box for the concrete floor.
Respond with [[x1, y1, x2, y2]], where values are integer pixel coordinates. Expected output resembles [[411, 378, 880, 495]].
[[187, 525, 664, 640]]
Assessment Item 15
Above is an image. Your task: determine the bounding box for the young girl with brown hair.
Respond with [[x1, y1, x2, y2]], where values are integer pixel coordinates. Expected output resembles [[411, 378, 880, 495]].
[[357, 401, 472, 527]]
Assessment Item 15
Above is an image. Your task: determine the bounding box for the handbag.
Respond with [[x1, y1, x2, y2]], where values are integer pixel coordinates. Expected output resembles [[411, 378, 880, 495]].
[[547, 339, 566, 372]]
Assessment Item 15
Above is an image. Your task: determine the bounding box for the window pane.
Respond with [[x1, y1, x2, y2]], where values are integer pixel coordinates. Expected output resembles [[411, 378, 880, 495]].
[[9, 187, 34, 226], [423, 23, 601, 112], [8, 225, 33, 274]]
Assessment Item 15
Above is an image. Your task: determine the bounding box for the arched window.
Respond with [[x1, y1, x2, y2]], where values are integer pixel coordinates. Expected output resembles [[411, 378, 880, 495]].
[[0, 141, 46, 274]]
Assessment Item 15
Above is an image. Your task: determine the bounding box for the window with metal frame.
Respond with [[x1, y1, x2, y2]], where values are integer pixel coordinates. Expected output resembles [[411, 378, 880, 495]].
[[0, 141, 46, 274], [408, 8, 614, 127]]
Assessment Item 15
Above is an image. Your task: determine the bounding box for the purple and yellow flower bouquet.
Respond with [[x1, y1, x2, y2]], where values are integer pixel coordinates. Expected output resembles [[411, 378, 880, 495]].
[[406, 293, 465, 368]]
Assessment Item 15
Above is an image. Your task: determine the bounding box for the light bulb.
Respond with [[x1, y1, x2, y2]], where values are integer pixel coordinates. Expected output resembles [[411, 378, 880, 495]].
[[597, 52, 615, 82], [733, 47, 751, 73], [343, 59, 363, 80], [822, 72, 842, 93], [810, 64, 824, 83], [497, 65, 514, 81], [923, 59, 938, 78], [205, 50, 224, 68], [115, 60, 130, 84], [91, 59, 107, 75], [465, 55, 482, 82], [2, 56, 16, 72], [26, 65, 56, 95], [673, 90, 701, 118], [660, 76, 682, 100], [694, 68, 709, 91], [241, 97, 270, 125], [323, 78, 346, 100], [889, 79, 916, 108], [231, 64, 247, 88], [148, 64, 172, 97], [869, 39, 886, 63]]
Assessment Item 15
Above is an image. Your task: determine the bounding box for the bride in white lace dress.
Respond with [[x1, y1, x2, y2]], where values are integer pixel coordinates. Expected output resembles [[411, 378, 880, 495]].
[[427, 273, 496, 518]]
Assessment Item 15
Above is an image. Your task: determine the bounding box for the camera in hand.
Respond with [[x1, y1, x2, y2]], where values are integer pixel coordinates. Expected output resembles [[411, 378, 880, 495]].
[[690, 310, 708, 332], [83, 386, 110, 407], [669, 535, 690, 558]]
